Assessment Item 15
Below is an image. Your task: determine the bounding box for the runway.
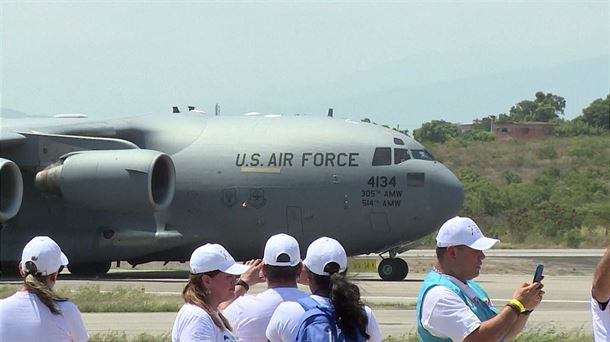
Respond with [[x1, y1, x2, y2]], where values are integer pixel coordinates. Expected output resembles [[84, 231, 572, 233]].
[[1, 249, 600, 338]]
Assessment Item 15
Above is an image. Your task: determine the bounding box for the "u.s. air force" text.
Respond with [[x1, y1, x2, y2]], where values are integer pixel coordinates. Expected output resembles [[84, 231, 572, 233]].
[[235, 152, 359, 167]]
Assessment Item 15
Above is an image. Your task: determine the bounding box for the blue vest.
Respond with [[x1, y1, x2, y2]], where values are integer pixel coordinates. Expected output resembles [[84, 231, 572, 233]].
[[416, 271, 500, 342]]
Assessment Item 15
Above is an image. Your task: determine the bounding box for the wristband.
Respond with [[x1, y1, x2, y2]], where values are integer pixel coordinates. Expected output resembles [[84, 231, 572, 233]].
[[505, 303, 521, 315], [510, 298, 526, 313], [522, 310, 533, 315], [236, 279, 250, 291]]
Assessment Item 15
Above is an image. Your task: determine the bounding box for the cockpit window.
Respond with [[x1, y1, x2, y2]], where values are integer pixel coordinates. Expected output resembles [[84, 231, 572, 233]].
[[372, 147, 391, 166], [411, 149, 435, 161], [393, 138, 405, 145], [394, 148, 410, 164]]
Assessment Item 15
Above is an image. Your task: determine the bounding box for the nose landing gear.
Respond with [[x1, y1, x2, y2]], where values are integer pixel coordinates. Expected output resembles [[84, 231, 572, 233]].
[[378, 250, 408, 281]]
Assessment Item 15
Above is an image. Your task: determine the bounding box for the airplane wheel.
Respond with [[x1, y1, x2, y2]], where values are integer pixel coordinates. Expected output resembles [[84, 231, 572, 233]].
[[378, 258, 408, 281], [68, 262, 111, 276], [394, 258, 409, 280]]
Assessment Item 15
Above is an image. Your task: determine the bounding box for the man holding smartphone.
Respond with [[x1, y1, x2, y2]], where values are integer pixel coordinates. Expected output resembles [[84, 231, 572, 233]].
[[592, 247, 610, 341], [416, 216, 545, 342]]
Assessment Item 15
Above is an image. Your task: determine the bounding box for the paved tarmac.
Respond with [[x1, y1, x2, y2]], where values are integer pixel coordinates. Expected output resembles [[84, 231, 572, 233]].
[[1, 250, 600, 338], [70, 273, 591, 338]]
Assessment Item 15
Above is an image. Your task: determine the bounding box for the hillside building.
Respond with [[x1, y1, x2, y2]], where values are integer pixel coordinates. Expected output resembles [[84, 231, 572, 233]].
[[492, 121, 555, 140]]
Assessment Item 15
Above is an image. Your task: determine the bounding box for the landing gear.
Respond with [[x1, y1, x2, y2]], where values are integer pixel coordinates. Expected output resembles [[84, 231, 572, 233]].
[[378, 250, 409, 281], [67, 261, 111, 276]]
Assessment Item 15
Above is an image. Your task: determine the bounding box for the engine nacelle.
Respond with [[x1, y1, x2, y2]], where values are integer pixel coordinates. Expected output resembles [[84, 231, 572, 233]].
[[0, 158, 23, 222], [35, 150, 175, 212]]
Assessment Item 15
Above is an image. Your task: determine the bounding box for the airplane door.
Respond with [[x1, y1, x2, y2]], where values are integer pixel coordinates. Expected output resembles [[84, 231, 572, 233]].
[[286, 206, 303, 237], [404, 172, 429, 219]]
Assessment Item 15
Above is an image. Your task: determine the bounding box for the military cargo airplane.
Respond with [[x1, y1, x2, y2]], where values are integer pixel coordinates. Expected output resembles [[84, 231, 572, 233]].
[[0, 110, 463, 280]]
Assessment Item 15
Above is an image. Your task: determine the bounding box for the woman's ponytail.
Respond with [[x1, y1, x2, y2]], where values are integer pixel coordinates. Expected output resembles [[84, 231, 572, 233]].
[[22, 261, 67, 315]]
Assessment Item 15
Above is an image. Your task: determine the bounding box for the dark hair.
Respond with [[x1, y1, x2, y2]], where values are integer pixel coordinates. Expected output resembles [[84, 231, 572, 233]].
[[264, 264, 299, 282], [309, 263, 369, 339], [436, 247, 448, 260], [182, 270, 233, 331], [22, 261, 67, 315]]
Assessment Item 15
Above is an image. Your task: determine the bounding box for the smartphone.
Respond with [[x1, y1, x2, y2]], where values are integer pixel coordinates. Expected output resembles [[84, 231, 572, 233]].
[[533, 264, 544, 283]]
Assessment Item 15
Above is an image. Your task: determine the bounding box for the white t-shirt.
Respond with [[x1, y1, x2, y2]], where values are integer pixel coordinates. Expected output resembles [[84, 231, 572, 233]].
[[223, 287, 308, 342], [266, 294, 382, 342], [420, 276, 484, 342], [172, 303, 238, 342], [0, 291, 89, 342], [591, 295, 610, 342]]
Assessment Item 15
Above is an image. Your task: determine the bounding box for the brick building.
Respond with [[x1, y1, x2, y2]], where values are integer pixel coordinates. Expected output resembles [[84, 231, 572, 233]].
[[492, 121, 555, 140]]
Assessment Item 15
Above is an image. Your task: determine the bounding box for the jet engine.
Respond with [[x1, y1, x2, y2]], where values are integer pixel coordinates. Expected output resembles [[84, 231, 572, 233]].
[[35, 150, 175, 212], [0, 158, 23, 222]]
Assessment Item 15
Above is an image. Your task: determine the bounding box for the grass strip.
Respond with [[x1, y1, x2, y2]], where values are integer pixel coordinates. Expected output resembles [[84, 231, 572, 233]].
[[90, 331, 171, 342], [1, 285, 182, 312], [63, 285, 182, 312], [365, 301, 416, 310], [88, 329, 591, 342]]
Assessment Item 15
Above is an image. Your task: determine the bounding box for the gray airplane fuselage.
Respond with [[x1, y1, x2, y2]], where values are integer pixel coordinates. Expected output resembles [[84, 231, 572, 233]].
[[0, 113, 463, 272]]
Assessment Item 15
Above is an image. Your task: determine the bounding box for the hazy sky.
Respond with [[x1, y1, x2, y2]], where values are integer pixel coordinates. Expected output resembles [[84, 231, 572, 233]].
[[2, 1, 608, 130]]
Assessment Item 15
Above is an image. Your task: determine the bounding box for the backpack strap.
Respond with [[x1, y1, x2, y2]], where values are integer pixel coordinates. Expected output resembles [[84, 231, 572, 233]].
[[296, 297, 339, 342], [297, 296, 322, 312]]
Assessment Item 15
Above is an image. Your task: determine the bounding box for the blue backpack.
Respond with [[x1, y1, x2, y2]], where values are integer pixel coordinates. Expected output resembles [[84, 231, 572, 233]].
[[295, 296, 366, 342]]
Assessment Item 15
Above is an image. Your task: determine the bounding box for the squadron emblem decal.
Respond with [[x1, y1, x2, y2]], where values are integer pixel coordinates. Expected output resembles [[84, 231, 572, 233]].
[[221, 188, 237, 207], [248, 189, 267, 209]]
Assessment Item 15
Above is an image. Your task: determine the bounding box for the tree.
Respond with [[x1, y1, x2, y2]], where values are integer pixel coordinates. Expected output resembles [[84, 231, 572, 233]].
[[508, 91, 566, 122], [472, 115, 494, 131], [581, 94, 610, 129], [413, 120, 460, 143]]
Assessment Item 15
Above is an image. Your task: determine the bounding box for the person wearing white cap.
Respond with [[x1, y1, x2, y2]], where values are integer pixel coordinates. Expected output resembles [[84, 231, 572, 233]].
[[266, 236, 382, 342], [0, 236, 89, 342], [591, 247, 610, 341], [416, 216, 545, 342], [172, 243, 251, 342], [221, 233, 308, 342]]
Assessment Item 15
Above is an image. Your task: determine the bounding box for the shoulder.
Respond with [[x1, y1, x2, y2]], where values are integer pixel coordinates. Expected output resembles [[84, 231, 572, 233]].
[[269, 287, 308, 300], [592, 295, 610, 313], [56, 300, 84, 318], [363, 304, 375, 317], [275, 300, 305, 315], [57, 300, 80, 311], [178, 303, 213, 321], [225, 294, 254, 312], [267, 300, 305, 342], [362, 305, 382, 342], [269, 300, 305, 326], [0, 292, 19, 304], [423, 285, 463, 305]]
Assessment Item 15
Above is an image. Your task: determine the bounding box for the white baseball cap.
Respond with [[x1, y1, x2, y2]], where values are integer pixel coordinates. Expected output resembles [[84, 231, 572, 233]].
[[189, 243, 250, 275], [21, 236, 69, 276], [436, 216, 499, 250], [264, 233, 301, 266], [303, 237, 347, 276]]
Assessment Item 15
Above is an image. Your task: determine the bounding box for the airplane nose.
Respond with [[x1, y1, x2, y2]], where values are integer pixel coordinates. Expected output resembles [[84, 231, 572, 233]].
[[428, 163, 464, 219]]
